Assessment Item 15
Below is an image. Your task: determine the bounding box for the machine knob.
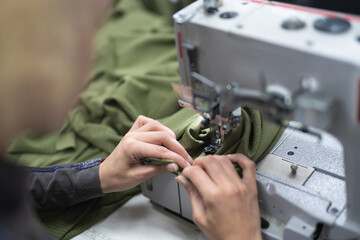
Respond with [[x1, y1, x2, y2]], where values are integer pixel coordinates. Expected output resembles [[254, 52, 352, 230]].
[[219, 11, 238, 19], [291, 164, 298, 175], [314, 17, 351, 34], [282, 17, 306, 30]]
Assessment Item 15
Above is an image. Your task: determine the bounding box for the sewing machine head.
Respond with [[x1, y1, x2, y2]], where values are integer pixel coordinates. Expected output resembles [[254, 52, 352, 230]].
[[172, 0, 360, 147], [142, 0, 360, 238], [169, 0, 360, 238]]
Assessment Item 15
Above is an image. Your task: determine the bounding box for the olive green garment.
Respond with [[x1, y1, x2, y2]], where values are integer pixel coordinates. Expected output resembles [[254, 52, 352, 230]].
[[7, 0, 284, 239]]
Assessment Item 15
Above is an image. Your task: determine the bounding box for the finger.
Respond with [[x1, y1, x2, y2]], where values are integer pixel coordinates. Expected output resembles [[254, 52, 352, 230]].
[[135, 120, 176, 139], [132, 131, 192, 164], [166, 163, 179, 172], [217, 155, 244, 183], [135, 142, 191, 168], [129, 115, 156, 132], [182, 166, 216, 198], [227, 154, 257, 188], [192, 155, 230, 185], [175, 175, 206, 228]]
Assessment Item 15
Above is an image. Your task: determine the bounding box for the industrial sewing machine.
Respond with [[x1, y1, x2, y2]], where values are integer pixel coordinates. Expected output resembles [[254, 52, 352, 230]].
[[142, 0, 360, 239]]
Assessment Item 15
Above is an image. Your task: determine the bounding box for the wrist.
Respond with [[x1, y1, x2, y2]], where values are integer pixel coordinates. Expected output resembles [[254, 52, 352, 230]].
[[99, 161, 114, 194], [240, 230, 262, 240], [252, 231, 262, 240], [223, 229, 262, 240]]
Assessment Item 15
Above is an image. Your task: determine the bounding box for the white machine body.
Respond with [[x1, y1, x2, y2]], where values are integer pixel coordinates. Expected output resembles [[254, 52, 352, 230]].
[[142, 1, 360, 239]]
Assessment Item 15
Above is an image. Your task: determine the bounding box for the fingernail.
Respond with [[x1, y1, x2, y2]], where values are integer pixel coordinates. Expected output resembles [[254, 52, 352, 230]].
[[227, 154, 234, 159], [166, 163, 178, 172], [186, 161, 192, 167], [187, 155, 193, 164], [175, 175, 187, 187]]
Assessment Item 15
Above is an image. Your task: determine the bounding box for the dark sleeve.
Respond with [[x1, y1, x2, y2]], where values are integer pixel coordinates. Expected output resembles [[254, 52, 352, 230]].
[[0, 159, 54, 239], [27, 158, 105, 210]]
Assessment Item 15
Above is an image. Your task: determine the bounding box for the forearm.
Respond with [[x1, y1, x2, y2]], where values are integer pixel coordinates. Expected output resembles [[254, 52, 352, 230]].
[[27, 158, 105, 210]]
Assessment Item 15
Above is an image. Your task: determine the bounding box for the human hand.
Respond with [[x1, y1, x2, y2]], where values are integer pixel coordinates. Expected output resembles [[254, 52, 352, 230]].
[[175, 154, 261, 240], [99, 115, 192, 193]]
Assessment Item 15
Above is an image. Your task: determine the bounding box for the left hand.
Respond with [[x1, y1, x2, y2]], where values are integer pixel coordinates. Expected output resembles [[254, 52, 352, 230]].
[[99, 115, 192, 193]]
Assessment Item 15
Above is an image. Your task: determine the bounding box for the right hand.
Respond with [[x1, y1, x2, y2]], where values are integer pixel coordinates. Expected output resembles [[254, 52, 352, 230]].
[[176, 154, 262, 240]]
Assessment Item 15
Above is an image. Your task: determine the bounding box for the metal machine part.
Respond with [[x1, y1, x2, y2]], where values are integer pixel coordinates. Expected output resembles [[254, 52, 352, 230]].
[[203, 0, 223, 14], [142, 171, 181, 214], [143, 0, 360, 239], [313, 17, 351, 34], [282, 17, 306, 30], [256, 154, 315, 185]]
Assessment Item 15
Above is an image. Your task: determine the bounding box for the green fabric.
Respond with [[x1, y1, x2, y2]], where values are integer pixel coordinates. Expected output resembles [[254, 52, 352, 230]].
[[7, 0, 284, 239]]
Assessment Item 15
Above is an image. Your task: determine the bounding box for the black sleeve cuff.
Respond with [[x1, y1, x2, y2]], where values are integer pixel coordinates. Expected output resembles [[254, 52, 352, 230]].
[[76, 165, 104, 201]]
